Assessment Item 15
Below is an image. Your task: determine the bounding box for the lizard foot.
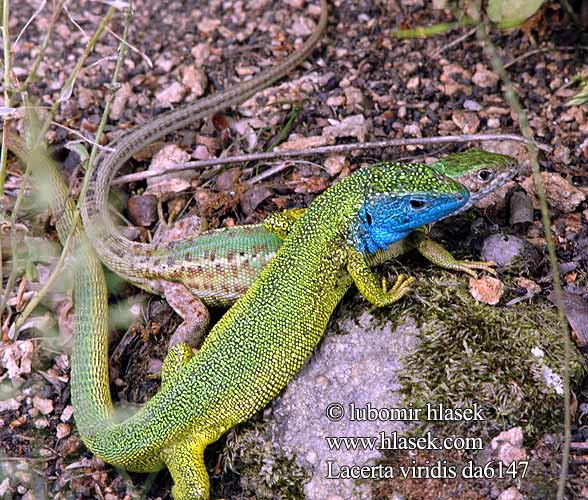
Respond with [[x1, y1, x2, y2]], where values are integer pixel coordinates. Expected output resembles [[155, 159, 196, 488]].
[[451, 259, 497, 278], [381, 274, 416, 305]]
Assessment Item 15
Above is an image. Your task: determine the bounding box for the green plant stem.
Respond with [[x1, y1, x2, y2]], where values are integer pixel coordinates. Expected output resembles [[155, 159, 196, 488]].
[[393, 18, 478, 39], [1, 0, 13, 315], [265, 103, 301, 152], [476, 17, 571, 500]]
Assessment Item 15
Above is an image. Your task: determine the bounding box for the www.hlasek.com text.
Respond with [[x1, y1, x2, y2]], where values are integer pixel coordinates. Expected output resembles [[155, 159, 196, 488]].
[[325, 431, 483, 452]]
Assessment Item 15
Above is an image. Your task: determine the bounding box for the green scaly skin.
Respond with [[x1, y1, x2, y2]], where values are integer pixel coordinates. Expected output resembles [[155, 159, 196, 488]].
[[89, 148, 516, 306]]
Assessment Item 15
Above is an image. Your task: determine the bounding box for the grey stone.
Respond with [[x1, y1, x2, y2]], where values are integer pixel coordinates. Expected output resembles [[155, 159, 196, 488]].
[[268, 310, 420, 500], [481, 233, 535, 267]]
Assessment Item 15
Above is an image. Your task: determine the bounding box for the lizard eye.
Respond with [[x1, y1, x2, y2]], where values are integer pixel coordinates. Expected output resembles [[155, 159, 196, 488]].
[[478, 169, 494, 182], [409, 199, 428, 210]]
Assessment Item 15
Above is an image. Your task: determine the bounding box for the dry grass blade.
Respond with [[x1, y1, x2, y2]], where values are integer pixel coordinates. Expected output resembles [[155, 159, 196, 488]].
[[474, 9, 572, 500]]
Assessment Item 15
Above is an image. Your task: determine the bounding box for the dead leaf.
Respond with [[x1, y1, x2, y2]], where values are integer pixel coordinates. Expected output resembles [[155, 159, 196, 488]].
[[469, 276, 505, 305], [452, 110, 480, 134], [1, 340, 34, 381], [548, 290, 588, 346], [240, 186, 273, 215], [515, 277, 541, 296], [33, 396, 54, 415]]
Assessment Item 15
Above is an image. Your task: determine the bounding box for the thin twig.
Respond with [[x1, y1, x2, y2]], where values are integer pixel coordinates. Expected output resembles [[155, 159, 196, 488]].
[[431, 26, 478, 58], [14, 0, 46, 48], [104, 24, 152, 68], [63, 3, 87, 37], [570, 442, 588, 450], [112, 132, 552, 186], [52, 121, 115, 152], [503, 45, 588, 70]]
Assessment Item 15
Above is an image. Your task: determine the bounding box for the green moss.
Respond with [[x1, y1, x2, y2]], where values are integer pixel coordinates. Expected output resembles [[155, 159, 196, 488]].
[[377, 266, 587, 441], [222, 421, 307, 500]]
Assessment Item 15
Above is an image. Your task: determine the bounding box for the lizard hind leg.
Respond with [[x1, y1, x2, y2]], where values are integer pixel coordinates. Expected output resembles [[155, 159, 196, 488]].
[[161, 432, 216, 500], [162, 281, 211, 349]]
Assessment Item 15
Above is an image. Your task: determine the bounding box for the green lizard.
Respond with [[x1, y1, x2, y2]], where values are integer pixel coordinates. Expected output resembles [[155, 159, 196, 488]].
[[15, 136, 513, 500], [84, 161, 472, 498]]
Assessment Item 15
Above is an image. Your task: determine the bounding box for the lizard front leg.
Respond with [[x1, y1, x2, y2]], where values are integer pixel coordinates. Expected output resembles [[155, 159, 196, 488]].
[[409, 229, 497, 277], [347, 248, 415, 307]]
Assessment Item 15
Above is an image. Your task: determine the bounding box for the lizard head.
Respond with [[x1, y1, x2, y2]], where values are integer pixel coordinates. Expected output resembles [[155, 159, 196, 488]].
[[430, 148, 518, 208], [351, 163, 469, 254]]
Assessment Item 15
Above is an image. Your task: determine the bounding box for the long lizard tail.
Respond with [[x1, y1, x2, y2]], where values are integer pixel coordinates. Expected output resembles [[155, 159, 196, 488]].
[[80, 0, 328, 283], [5, 0, 328, 475], [7, 134, 114, 439]]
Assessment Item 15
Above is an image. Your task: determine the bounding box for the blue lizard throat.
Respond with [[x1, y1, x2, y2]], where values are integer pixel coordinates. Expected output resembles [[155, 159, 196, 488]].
[[354, 191, 469, 253]]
